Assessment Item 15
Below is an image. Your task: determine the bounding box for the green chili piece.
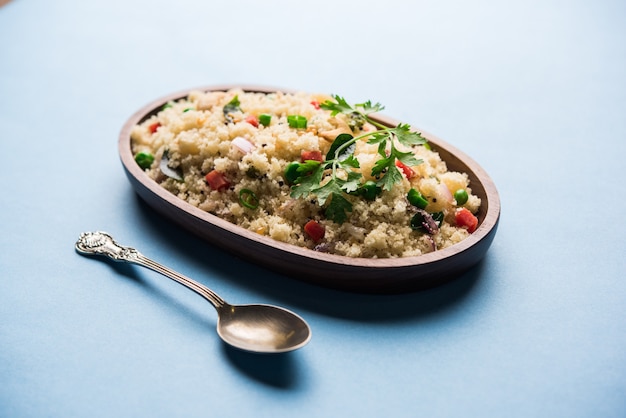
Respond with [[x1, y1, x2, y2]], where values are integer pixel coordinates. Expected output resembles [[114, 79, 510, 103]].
[[287, 115, 307, 129], [360, 180, 382, 201], [239, 189, 259, 209], [284, 162, 301, 184], [259, 113, 272, 127], [407, 188, 428, 209]]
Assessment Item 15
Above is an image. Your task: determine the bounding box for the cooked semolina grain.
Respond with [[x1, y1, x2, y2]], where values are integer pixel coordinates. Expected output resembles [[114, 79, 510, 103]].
[[131, 89, 481, 258]]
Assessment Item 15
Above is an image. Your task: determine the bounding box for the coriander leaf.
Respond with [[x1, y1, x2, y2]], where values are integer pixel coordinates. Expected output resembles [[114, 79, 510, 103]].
[[327, 133, 355, 160], [319, 95, 353, 116], [290, 164, 324, 199], [324, 192, 353, 224], [371, 155, 393, 178], [367, 131, 391, 145], [340, 155, 360, 169], [296, 160, 321, 175], [392, 124, 428, 147], [376, 140, 387, 158], [224, 95, 240, 110], [355, 100, 385, 114], [340, 171, 362, 194], [392, 148, 422, 167], [377, 165, 403, 191], [291, 94, 428, 223], [314, 178, 342, 205]]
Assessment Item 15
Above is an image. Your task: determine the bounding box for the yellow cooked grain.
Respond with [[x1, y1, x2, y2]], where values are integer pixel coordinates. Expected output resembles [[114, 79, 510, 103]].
[[131, 89, 481, 258]]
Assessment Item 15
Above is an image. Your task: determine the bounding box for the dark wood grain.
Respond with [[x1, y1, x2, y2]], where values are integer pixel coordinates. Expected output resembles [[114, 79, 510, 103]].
[[119, 85, 500, 293]]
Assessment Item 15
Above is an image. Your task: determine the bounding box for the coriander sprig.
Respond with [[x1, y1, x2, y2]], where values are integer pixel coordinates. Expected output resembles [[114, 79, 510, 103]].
[[289, 95, 428, 223]]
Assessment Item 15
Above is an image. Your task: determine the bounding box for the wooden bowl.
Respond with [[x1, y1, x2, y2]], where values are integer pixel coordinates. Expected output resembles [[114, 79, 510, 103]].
[[119, 85, 500, 293]]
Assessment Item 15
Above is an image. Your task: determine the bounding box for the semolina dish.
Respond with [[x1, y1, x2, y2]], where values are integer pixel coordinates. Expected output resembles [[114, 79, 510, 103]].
[[130, 89, 481, 258]]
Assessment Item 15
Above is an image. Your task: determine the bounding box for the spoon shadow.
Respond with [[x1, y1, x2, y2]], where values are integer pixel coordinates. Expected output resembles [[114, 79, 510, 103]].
[[221, 344, 305, 389], [94, 255, 216, 331], [129, 193, 485, 323]]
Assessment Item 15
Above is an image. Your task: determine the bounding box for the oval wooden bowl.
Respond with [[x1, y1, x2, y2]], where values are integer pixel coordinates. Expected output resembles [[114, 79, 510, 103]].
[[119, 85, 500, 293]]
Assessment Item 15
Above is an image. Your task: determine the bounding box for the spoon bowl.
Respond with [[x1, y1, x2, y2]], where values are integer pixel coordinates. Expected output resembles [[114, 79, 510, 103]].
[[75, 231, 311, 353], [217, 304, 311, 353]]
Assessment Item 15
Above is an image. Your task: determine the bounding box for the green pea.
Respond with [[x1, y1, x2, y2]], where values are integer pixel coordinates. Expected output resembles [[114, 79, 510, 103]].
[[134, 152, 154, 170], [407, 188, 428, 209], [454, 189, 469, 205]]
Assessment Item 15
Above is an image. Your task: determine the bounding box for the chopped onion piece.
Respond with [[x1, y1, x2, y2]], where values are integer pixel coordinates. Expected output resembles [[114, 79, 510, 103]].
[[438, 182, 454, 203], [231, 136, 255, 154]]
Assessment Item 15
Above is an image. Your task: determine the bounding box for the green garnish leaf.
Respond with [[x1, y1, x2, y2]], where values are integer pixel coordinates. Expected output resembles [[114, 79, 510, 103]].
[[223, 95, 241, 123], [340, 171, 362, 194], [290, 164, 325, 199], [289, 95, 429, 223], [324, 192, 353, 224], [320, 95, 385, 117], [355, 99, 385, 114], [296, 160, 322, 175], [340, 155, 360, 169], [314, 178, 353, 224], [394, 148, 422, 167], [314, 178, 342, 206], [368, 131, 391, 146], [372, 158, 403, 191], [391, 124, 428, 147], [320, 95, 353, 116], [327, 133, 355, 160]]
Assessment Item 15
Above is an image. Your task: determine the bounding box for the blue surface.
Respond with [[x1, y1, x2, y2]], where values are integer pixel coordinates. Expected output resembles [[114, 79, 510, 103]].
[[2, 0, 625, 416]]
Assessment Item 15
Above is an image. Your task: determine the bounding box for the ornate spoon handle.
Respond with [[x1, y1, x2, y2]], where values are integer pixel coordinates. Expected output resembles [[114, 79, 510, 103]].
[[75, 231, 226, 308]]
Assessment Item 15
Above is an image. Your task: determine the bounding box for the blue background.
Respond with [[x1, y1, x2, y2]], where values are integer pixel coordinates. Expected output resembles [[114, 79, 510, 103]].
[[1, 0, 625, 416]]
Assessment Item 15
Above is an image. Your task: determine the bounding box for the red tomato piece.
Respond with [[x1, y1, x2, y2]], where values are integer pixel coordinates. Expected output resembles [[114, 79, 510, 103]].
[[205, 170, 230, 191], [310, 100, 321, 110], [304, 220, 325, 242], [148, 122, 161, 134], [395, 160, 415, 179], [455, 208, 478, 233], [245, 115, 259, 127], [301, 150, 323, 162]]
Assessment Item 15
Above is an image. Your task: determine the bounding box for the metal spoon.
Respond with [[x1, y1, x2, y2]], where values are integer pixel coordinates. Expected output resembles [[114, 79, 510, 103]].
[[75, 231, 311, 353]]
